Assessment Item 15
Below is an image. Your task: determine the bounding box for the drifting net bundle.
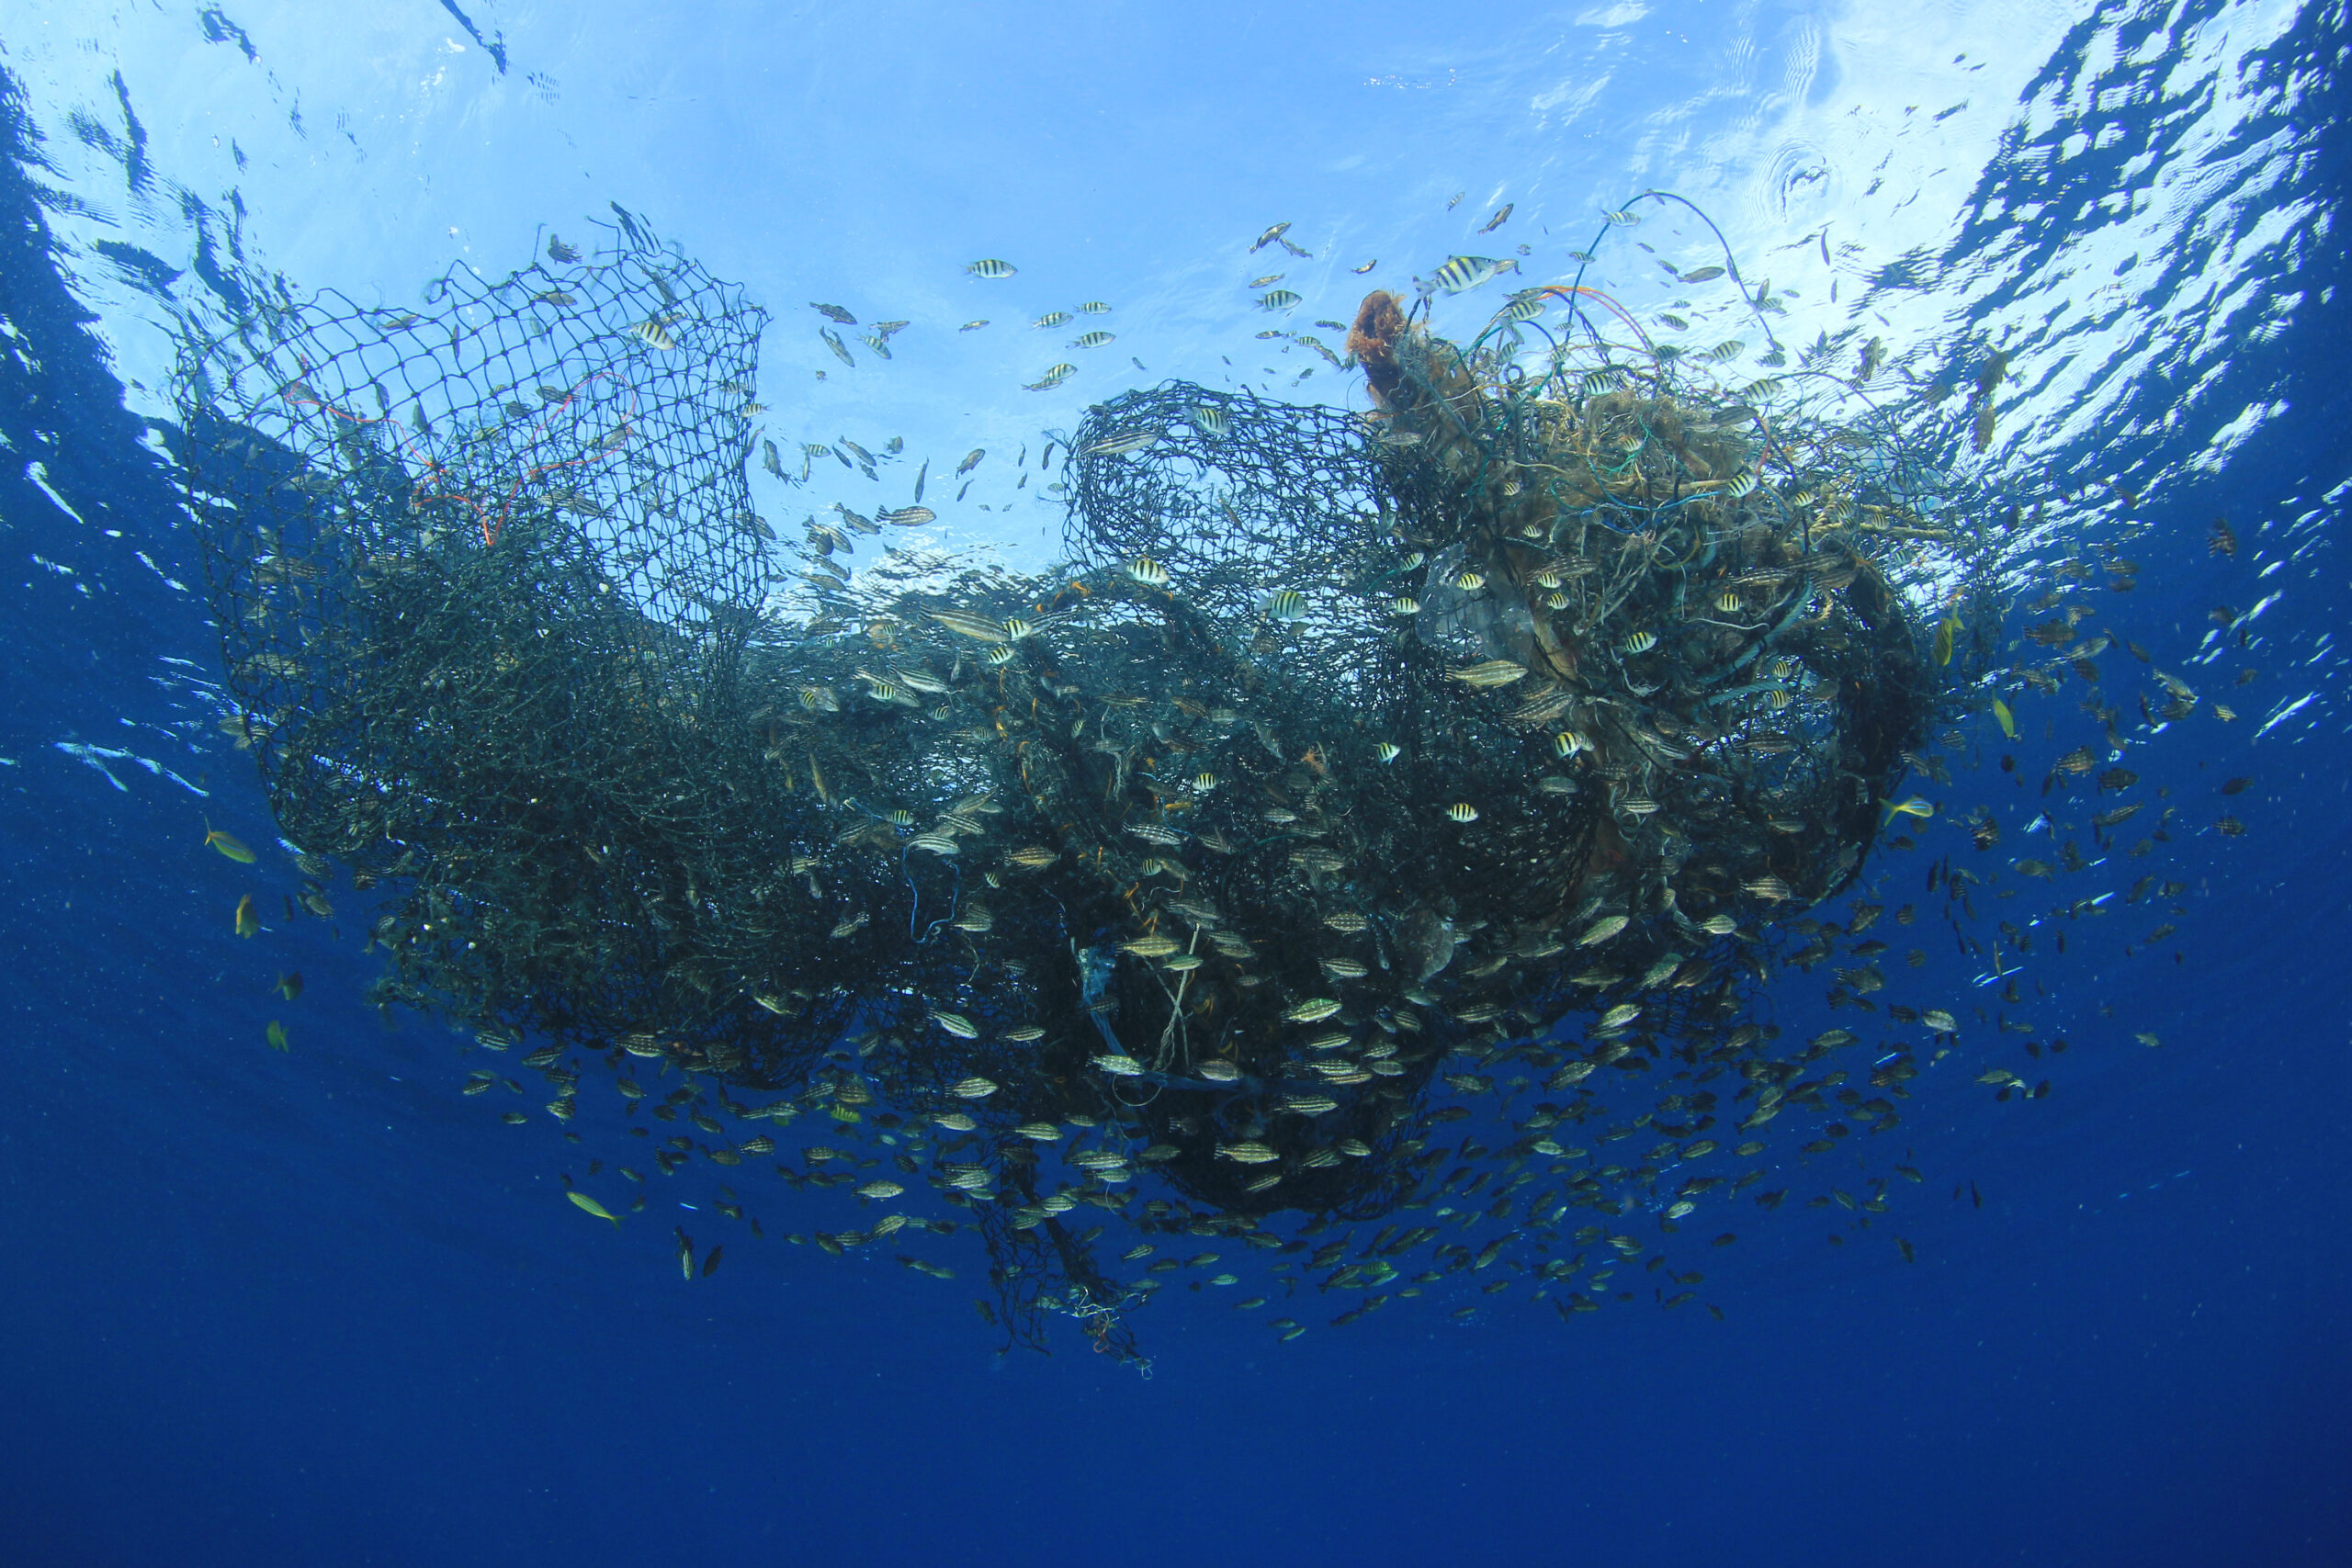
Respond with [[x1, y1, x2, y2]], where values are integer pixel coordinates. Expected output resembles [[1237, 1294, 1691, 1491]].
[[175, 218, 1996, 1363], [1023, 281, 1977, 1224]]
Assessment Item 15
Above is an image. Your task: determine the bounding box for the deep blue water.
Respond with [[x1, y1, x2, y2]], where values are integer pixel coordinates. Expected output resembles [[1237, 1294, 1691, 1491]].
[[1, 3, 2347, 1564]]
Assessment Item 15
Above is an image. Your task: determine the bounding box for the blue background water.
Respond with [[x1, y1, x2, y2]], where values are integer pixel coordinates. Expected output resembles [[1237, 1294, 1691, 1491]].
[[0, 3, 2346, 1563]]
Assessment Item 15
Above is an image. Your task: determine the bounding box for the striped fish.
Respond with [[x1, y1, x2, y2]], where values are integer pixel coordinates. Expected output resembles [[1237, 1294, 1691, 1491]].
[[1082, 427, 1161, 457], [1431, 255, 1509, 293], [1451, 659, 1528, 689], [927, 608, 1008, 643], [1507, 684, 1574, 727]]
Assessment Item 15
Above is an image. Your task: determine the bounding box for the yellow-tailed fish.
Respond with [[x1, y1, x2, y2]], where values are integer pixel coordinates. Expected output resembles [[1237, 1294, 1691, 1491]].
[[1991, 697, 2018, 739], [569, 1191, 622, 1227], [203, 822, 258, 863]]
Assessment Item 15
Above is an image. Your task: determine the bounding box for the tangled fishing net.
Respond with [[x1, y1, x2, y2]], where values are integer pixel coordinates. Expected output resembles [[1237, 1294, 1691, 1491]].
[[172, 209, 1998, 1363]]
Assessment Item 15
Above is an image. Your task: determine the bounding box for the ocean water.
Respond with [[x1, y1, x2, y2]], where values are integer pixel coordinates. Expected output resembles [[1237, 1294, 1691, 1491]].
[[0, 3, 2346, 1564]]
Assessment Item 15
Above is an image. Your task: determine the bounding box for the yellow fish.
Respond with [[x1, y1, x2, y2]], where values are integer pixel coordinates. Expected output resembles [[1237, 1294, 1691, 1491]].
[[1881, 796, 1935, 825], [1449, 660, 1528, 689], [1933, 614, 1961, 667], [203, 822, 257, 863], [233, 895, 260, 938], [1991, 697, 2018, 739], [264, 1020, 288, 1052], [568, 1191, 621, 1227], [1577, 914, 1630, 946]]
